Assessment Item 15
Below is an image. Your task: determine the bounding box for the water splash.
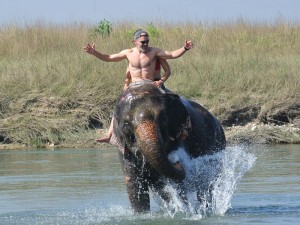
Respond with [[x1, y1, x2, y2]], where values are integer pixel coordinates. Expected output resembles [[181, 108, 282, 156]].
[[155, 145, 256, 218]]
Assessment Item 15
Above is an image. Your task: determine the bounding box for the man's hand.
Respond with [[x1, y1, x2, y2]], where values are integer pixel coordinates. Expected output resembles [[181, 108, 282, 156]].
[[184, 40, 193, 50], [153, 80, 164, 88], [84, 43, 96, 54]]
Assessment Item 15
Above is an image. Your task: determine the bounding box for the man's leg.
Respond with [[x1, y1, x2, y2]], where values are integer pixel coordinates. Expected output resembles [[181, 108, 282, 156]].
[[95, 117, 114, 143]]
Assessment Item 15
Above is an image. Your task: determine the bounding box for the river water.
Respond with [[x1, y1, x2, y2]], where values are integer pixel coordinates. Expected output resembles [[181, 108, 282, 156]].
[[0, 144, 299, 225]]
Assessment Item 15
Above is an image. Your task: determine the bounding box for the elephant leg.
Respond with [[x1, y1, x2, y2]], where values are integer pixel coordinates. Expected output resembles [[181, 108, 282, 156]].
[[197, 185, 213, 208], [125, 174, 150, 213], [150, 178, 171, 203], [150, 176, 190, 211], [122, 157, 150, 213], [177, 182, 189, 205]]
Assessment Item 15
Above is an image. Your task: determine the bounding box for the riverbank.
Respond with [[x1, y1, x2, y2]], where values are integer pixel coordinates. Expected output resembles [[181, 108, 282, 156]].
[[0, 91, 299, 150], [225, 122, 300, 144], [0, 121, 299, 150]]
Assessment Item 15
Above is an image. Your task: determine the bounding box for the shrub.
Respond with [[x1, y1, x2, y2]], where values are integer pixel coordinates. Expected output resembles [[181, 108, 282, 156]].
[[146, 23, 160, 39], [91, 19, 112, 37]]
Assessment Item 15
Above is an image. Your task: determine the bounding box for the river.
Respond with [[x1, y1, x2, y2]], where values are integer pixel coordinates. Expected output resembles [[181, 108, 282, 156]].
[[0, 144, 299, 225]]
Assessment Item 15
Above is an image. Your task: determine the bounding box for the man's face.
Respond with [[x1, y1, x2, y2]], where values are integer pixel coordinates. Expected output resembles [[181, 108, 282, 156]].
[[135, 35, 149, 53]]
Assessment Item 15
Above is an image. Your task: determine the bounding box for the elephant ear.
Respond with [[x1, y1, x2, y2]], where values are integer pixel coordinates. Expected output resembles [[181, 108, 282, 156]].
[[164, 93, 192, 141]]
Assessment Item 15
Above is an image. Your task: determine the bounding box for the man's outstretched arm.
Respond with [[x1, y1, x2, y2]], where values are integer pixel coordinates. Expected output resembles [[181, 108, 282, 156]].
[[84, 43, 127, 62], [157, 40, 193, 59]]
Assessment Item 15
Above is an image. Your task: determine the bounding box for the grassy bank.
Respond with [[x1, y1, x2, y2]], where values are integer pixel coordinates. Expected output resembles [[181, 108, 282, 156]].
[[0, 20, 299, 148]]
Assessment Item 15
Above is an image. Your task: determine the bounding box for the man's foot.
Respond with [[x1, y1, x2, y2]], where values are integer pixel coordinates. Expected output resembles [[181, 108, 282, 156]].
[[95, 135, 111, 143]]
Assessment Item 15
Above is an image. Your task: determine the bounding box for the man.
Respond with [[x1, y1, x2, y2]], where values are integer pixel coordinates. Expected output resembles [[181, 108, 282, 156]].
[[98, 58, 171, 143], [84, 29, 192, 143], [84, 29, 192, 81]]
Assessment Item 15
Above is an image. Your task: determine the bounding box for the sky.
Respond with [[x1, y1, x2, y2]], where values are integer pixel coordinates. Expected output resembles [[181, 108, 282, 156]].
[[1, 0, 300, 26]]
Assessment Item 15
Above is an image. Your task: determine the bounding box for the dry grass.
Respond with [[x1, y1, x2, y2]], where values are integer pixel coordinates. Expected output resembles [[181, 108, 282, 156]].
[[0, 20, 299, 147]]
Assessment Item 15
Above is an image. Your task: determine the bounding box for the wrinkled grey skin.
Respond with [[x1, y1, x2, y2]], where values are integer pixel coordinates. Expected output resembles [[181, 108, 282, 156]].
[[113, 83, 226, 213]]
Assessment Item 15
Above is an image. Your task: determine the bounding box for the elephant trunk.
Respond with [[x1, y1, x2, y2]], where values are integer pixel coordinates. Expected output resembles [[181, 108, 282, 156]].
[[136, 120, 185, 181]]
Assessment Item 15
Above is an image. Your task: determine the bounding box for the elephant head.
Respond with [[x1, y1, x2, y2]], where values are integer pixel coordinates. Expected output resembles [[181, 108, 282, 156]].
[[114, 84, 190, 181]]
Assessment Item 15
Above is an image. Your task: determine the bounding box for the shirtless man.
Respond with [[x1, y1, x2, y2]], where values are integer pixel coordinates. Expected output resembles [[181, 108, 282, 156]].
[[84, 29, 192, 80], [84, 29, 192, 143], [98, 58, 171, 143]]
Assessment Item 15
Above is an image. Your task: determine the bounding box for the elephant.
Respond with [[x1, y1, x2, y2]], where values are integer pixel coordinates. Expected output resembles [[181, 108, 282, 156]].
[[111, 82, 226, 213]]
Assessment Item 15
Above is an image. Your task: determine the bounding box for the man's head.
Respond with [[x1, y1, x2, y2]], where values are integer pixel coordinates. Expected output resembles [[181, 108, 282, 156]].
[[133, 29, 149, 53], [133, 29, 148, 40]]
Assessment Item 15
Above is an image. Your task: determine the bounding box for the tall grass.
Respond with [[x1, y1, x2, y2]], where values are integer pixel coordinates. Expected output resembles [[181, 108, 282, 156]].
[[0, 20, 299, 146]]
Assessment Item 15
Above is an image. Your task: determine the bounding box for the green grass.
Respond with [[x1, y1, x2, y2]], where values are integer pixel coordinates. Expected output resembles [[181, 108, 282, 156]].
[[0, 20, 299, 147]]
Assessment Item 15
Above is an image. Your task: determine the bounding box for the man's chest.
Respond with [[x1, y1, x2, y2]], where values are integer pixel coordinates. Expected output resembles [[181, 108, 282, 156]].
[[128, 52, 156, 68]]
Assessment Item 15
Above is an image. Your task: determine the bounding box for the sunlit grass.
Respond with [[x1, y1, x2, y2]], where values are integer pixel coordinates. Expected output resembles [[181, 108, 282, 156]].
[[0, 19, 299, 147]]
